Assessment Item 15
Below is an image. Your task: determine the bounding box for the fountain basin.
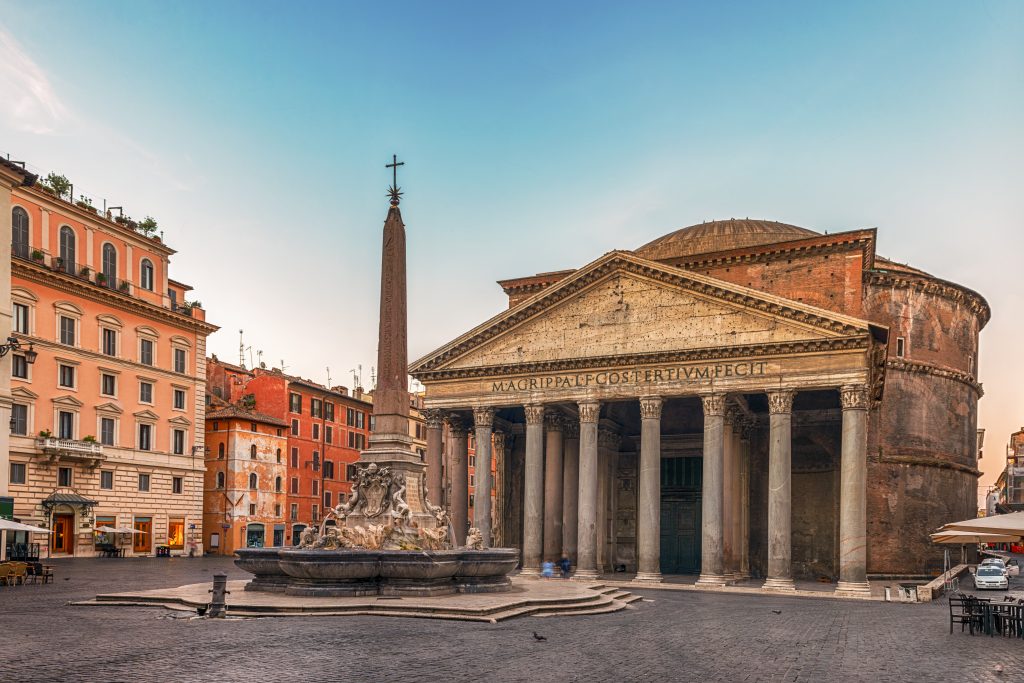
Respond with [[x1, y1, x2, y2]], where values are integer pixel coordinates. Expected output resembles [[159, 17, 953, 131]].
[[378, 549, 461, 596], [234, 548, 289, 592], [279, 549, 380, 597], [455, 548, 519, 593]]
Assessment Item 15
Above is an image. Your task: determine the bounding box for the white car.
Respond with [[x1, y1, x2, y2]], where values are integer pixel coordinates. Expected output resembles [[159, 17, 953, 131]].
[[975, 565, 1009, 590]]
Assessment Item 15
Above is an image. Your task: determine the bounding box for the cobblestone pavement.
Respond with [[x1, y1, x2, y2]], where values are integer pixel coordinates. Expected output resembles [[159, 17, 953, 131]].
[[2, 557, 1023, 683]]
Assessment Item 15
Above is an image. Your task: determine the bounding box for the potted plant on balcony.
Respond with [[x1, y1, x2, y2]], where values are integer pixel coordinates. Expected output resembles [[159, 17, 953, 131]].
[[53, 257, 65, 272], [118, 281, 130, 293], [38, 429, 52, 439], [82, 435, 97, 443], [75, 196, 97, 214], [31, 249, 45, 262], [96, 272, 108, 286], [80, 266, 91, 278]]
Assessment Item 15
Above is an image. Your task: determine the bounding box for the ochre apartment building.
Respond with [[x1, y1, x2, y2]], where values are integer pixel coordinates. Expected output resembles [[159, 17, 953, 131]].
[[6, 172, 217, 558]]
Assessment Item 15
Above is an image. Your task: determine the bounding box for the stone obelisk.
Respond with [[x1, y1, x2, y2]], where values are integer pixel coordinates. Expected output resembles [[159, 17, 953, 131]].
[[346, 156, 436, 528]]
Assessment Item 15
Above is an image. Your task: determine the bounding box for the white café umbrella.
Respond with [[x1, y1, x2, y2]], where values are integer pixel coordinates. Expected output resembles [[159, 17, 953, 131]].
[[0, 518, 53, 534], [114, 526, 148, 534], [92, 525, 119, 534], [936, 511, 1024, 537], [930, 530, 1021, 544]]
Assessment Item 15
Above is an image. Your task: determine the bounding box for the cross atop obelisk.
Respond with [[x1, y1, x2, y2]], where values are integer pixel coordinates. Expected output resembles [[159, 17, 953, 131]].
[[386, 154, 404, 206]]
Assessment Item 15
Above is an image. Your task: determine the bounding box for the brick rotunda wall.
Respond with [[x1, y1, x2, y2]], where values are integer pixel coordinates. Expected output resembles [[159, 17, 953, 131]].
[[863, 274, 986, 576]]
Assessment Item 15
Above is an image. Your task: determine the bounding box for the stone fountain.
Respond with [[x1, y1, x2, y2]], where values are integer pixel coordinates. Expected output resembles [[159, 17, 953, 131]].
[[235, 158, 517, 597]]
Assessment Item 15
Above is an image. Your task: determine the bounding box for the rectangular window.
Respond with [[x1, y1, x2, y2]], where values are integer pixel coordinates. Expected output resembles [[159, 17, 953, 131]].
[[173, 348, 187, 373], [100, 470, 114, 489], [168, 518, 184, 549], [100, 373, 116, 397], [325, 402, 334, 422], [346, 408, 355, 426], [13, 302, 29, 334], [140, 338, 154, 366], [324, 490, 332, 509], [312, 504, 318, 522], [346, 464, 359, 481], [310, 398, 322, 418], [325, 425, 333, 444], [172, 429, 185, 455], [100, 417, 115, 446], [10, 404, 27, 435], [312, 423, 320, 441], [249, 503, 256, 515], [312, 451, 320, 471], [348, 431, 354, 448], [356, 411, 365, 429], [274, 503, 281, 517], [290, 477, 299, 494], [291, 448, 299, 468], [290, 504, 298, 521], [12, 354, 27, 379], [173, 389, 186, 410], [58, 411, 74, 439], [323, 460, 334, 479], [59, 315, 75, 345], [102, 328, 117, 356], [291, 419, 299, 436], [58, 364, 75, 388], [312, 479, 319, 496], [896, 337, 905, 358], [58, 466, 73, 487], [9, 462, 26, 485], [139, 381, 153, 404], [289, 392, 302, 414], [469, 455, 476, 467], [138, 423, 152, 451], [138, 473, 150, 491], [172, 476, 183, 494], [356, 434, 365, 450]]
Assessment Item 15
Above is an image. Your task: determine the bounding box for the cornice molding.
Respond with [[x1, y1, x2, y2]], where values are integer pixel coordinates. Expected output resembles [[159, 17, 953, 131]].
[[866, 270, 990, 326], [884, 358, 983, 397], [13, 259, 218, 335], [413, 336, 870, 382], [869, 452, 981, 478], [411, 252, 872, 375], [666, 230, 877, 272]]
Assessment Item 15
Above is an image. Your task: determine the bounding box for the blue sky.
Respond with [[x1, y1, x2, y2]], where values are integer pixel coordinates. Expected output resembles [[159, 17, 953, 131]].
[[1, 1, 1022, 495]]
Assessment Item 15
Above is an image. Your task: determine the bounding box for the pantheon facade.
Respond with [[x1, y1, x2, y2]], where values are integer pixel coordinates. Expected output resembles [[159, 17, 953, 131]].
[[410, 220, 988, 591]]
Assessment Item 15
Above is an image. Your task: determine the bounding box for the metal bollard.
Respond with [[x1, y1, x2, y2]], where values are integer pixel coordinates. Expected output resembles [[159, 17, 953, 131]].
[[207, 572, 230, 618]]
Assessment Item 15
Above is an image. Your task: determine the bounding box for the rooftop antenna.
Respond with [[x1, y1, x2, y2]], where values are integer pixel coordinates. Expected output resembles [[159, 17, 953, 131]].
[[280, 359, 288, 373], [238, 330, 246, 369], [349, 364, 362, 389], [326, 366, 332, 388], [370, 366, 377, 389], [256, 349, 264, 368]]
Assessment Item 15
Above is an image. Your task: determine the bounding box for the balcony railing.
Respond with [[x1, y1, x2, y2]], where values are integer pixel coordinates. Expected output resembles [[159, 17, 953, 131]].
[[38, 437, 105, 465]]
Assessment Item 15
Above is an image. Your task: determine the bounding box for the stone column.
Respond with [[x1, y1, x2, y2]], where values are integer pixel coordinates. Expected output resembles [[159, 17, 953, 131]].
[[448, 415, 471, 544], [721, 408, 737, 578], [837, 385, 871, 596], [562, 422, 580, 565], [424, 409, 444, 509], [522, 404, 546, 574], [543, 412, 564, 562], [739, 422, 752, 579], [763, 390, 796, 591], [696, 394, 727, 587], [492, 431, 507, 548], [575, 401, 600, 579], [634, 396, 663, 584], [472, 407, 495, 547]]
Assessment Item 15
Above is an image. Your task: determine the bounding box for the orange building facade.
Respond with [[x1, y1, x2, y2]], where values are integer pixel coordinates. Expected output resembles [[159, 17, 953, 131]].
[[203, 403, 288, 554], [6, 178, 217, 558], [206, 357, 372, 545]]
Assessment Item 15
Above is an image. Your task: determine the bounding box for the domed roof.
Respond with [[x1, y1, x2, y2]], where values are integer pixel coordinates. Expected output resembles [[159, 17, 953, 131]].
[[636, 219, 820, 260]]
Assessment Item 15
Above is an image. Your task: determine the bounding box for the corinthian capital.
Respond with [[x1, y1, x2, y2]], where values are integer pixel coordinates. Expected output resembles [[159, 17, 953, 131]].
[[544, 410, 564, 432], [446, 414, 469, 438], [492, 430, 508, 451], [578, 400, 600, 424], [524, 404, 545, 425], [424, 408, 445, 430], [840, 385, 869, 411], [639, 396, 663, 420], [473, 406, 495, 428], [767, 390, 794, 415], [701, 394, 726, 417]]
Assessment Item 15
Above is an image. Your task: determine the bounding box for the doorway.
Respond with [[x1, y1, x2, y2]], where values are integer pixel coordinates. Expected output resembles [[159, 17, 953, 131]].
[[133, 517, 152, 554], [51, 514, 74, 554], [659, 456, 703, 575]]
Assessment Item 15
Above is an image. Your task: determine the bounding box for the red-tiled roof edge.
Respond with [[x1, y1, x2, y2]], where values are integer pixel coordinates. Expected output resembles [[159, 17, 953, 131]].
[[206, 405, 289, 427]]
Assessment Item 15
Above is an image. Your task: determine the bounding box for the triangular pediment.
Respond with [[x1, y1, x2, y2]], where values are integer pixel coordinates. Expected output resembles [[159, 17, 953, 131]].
[[168, 415, 192, 426], [133, 409, 160, 420], [411, 251, 877, 376], [52, 395, 84, 407], [95, 402, 123, 415]]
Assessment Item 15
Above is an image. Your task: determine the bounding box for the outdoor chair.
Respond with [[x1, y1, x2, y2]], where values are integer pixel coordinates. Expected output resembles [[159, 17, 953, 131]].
[[8, 562, 28, 586], [0, 564, 12, 586], [949, 595, 982, 635]]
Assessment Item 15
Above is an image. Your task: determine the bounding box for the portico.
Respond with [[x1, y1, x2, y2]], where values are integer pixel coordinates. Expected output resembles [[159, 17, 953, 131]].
[[411, 251, 886, 596]]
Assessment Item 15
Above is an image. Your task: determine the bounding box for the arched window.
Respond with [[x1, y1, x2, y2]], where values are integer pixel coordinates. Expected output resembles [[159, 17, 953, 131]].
[[59, 226, 76, 272], [216, 471, 225, 489], [249, 473, 258, 489], [12, 207, 29, 258], [218, 442, 225, 459], [102, 243, 117, 283], [250, 444, 257, 459], [276, 448, 282, 463], [140, 259, 154, 291], [275, 476, 282, 493]]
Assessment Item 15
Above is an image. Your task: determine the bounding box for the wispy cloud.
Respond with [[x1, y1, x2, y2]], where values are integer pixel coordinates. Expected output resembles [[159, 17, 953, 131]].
[[0, 26, 67, 134]]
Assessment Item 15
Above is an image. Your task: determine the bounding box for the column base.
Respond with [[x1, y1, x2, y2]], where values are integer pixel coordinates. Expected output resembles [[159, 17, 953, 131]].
[[631, 571, 663, 584], [695, 573, 729, 588], [834, 580, 871, 597], [572, 569, 599, 581], [761, 577, 797, 592], [519, 566, 541, 577]]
